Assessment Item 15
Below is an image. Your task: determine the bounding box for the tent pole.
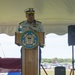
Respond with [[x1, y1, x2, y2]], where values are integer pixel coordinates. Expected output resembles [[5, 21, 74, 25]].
[[72, 45, 74, 75]]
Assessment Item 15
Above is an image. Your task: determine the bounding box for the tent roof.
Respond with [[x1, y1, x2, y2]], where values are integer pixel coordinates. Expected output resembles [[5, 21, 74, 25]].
[[0, 0, 75, 35]]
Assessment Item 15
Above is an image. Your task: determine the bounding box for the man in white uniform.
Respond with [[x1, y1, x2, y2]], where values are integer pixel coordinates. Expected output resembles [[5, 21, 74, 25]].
[[18, 8, 45, 75]]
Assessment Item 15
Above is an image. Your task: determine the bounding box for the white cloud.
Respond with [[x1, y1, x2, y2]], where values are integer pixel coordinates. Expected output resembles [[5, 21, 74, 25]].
[[42, 33, 72, 58]]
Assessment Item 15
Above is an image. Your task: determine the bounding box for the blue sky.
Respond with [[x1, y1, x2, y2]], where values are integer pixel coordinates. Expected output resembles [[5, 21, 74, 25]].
[[0, 33, 73, 59]]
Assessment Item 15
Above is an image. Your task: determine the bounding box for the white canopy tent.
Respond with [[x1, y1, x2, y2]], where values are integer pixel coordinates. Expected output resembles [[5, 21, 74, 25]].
[[0, 0, 75, 35], [0, 1, 75, 73]]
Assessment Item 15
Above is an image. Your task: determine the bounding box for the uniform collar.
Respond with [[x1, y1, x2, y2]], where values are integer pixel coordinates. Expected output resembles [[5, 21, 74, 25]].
[[25, 20, 36, 24]]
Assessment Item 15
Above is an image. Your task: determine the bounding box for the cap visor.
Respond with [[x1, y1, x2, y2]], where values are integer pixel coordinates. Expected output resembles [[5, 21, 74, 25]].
[[26, 12, 35, 14]]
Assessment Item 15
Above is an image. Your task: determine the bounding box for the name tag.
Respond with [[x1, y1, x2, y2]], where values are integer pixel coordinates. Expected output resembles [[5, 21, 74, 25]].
[[22, 26, 27, 28]]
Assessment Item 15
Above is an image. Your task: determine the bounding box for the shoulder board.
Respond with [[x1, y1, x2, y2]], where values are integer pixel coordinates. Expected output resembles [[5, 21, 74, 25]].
[[36, 21, 41, 23], [19, 21, 25, 24]]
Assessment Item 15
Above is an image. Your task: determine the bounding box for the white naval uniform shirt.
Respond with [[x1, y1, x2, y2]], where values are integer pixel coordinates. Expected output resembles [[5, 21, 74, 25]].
[[18, 20, 44, 32]]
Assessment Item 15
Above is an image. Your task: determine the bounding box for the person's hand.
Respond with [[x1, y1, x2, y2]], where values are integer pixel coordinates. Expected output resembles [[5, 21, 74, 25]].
[[29, 26, 37, 32], [29, 27, 34, 31]]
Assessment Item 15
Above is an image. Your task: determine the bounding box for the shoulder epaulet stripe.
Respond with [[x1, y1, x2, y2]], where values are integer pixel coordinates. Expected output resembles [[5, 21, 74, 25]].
[[19, 21, 25, 24], [36, 21, 41, 23]]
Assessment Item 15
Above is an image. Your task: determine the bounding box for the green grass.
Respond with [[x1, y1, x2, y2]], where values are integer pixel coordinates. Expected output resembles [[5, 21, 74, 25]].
[[41, 69, 70, 75]]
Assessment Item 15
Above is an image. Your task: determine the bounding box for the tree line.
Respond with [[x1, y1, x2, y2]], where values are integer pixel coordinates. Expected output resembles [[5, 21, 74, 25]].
[[41, 58, 72, 63]]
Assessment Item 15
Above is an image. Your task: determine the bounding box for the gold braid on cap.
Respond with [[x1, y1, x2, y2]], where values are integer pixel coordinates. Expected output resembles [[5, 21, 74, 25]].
[[25, 8, 35, 14]]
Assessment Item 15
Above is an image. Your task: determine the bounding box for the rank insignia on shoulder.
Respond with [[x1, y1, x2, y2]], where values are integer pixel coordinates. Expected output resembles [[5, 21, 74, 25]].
[[36, 21, 41, 23], [33, 24, 38, 27]]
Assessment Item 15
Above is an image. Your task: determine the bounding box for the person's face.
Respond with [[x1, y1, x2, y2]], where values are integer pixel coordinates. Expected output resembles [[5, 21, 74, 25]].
[[26, 13, 35, 22]]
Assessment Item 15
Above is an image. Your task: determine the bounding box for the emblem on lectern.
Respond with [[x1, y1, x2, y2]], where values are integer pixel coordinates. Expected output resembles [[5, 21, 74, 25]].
[[21, 30, 39, 49]]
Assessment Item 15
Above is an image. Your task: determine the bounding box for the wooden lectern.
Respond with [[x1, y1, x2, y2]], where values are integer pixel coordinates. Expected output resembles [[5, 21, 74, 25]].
[[15, 31, 45, 75]]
